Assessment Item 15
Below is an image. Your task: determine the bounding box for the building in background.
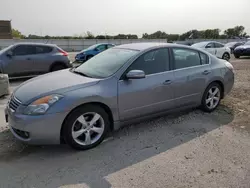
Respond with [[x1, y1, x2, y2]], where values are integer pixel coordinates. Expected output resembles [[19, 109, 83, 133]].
[[0, 20, 12, 39]]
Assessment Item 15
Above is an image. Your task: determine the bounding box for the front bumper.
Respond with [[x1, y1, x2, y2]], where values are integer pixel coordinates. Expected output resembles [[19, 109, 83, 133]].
[[5, 106, 69, 145], [75, 54, 86, 61]]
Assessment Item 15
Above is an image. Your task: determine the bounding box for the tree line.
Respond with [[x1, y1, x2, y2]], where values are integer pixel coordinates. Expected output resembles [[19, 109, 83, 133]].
[[12, 26, 249, 41]]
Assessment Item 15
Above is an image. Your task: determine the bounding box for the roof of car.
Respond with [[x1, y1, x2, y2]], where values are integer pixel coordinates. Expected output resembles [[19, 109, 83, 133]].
[[13, 42, 56, 47], [114, 42, 194, 51]]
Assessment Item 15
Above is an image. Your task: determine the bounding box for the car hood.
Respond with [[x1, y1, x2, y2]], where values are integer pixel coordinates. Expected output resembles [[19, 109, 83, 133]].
[[14, 69, 100, 105], [235, 45, 250, 50]]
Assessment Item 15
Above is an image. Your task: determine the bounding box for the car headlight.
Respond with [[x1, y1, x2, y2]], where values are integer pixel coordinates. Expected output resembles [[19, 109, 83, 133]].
[[23, 94, 63, 115]]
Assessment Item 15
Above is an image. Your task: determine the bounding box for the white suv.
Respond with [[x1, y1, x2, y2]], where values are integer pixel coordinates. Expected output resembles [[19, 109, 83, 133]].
[[192, 41, 231, 61]]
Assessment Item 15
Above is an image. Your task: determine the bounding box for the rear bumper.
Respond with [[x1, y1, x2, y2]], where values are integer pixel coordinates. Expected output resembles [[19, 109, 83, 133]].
[[5, 107, 69, 145], [224, 70, 234, 97]]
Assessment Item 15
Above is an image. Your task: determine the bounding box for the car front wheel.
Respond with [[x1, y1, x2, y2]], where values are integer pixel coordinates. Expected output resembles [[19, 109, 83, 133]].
[[63, 105, 110, 150], [201, 83, 222, 112]]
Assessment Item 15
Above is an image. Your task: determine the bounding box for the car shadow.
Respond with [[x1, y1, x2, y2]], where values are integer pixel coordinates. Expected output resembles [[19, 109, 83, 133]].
[[0, 105, 234, 188], [239, 56, 250, 59]]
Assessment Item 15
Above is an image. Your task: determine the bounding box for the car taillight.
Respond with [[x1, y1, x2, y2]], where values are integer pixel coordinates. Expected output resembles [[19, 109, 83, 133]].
[[225, 61, 234, 73], [58, 49, 68, 56]]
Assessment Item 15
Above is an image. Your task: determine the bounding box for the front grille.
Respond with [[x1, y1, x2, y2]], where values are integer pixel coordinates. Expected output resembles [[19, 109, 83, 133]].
[[9, 95, 22, 112]]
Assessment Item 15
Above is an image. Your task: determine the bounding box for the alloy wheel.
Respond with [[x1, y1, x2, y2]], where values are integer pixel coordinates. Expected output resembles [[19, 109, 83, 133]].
[[72, 112, 105, 146], [206, 86, 221, 109], [223, 53, 230, 61]]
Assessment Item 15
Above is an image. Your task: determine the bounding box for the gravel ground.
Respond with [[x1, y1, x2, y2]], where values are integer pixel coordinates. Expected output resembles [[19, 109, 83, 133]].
[[0, 56, 249, 188]]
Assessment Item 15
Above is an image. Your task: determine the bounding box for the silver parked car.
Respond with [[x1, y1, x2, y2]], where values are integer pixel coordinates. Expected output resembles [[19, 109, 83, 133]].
[[5, 43, 234, 150], [0, 43, 72, 78]]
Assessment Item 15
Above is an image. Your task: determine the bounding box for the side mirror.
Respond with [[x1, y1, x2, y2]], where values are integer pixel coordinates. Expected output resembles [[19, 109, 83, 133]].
[[6, 51, 13, 58], [205, 45, 212, 49], [126, 70, 145, 79], [94, 48, 99, 51]]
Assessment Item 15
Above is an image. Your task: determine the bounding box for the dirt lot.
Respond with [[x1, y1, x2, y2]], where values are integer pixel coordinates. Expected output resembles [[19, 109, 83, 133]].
[[0, 56, 249, 188]]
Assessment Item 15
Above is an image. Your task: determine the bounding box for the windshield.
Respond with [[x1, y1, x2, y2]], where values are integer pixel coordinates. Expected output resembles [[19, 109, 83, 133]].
[[74, 48, 139, 78], [81, 44, 100, 52], [0, 45, 14, 54], [191, 42, 208, 48], [244, 41, 250, 45]]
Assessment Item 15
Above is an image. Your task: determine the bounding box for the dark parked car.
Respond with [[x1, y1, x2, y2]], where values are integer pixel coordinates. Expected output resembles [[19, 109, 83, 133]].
[[0, 43, 72, 78], [225, 42, 244, 54], [75, 43, 115, 62], [233, 41, 250, 58]]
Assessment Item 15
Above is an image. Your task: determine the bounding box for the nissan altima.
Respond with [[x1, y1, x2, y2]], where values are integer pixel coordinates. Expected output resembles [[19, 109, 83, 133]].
[[5, 43, 234, 150]]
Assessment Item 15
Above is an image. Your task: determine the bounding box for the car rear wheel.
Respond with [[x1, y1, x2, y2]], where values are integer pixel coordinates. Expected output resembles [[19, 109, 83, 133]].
[[62, 104, 110, 150], [234, 54, 240, 59], [222, 53, 230, 61], [201, 83, 222, 112], [51, 64, 66, 72]]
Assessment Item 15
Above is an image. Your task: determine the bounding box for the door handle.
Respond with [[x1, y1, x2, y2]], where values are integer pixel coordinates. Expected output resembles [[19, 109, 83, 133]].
[[163, 80, 172, 85], [202, 70, 211, 75], [27, 58, 31, 60]]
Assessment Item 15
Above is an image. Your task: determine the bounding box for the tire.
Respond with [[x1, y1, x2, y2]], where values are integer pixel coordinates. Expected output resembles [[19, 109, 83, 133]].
[[51, 64, 66, 72], [222, 53, 230, 61], [62, 104, 110, 150], [201, 82, 222, 112], [234, 54, 240, 59]]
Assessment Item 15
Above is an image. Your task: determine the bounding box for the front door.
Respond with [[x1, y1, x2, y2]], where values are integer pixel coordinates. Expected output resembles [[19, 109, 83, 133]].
[[171, 47, 211, 107], [118, 48, 175, 121], [205, 42, 216, 55], [4, 45, 36, 77]]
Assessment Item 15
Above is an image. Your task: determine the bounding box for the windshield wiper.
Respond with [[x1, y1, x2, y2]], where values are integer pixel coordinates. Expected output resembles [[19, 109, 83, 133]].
[[72, 69, 92, 78]]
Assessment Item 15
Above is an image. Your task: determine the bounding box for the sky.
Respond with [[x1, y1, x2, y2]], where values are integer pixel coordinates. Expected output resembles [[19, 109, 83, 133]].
[[0, 0, 249, 37]]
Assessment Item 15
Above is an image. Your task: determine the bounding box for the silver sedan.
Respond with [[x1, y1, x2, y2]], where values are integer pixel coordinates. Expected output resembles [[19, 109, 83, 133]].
[[5, 43, 234, 150]]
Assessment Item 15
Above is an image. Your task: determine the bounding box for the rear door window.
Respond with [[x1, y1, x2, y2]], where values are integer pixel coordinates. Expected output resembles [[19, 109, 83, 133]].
[[214, 43, 224, 48], [35, 46, 53, 54], [173, 48, 201, 69], [205, 43, 215, 49]]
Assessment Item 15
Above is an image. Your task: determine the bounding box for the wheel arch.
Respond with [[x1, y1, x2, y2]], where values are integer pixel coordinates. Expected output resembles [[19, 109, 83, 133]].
[[60, 102, 114, 144], [49, 61, 67, 72], [207, 80, 225, 98], [222, 51, 230, 59]]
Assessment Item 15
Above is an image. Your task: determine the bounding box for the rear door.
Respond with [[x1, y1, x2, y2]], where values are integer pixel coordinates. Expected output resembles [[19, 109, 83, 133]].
[[171, 47, 211, 107], [4, 45, 36, 76], [118, 47, 175, 121], [205, 42, 216, 55], [32, 45, 54, 73], [214, 42, 225, 58]]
